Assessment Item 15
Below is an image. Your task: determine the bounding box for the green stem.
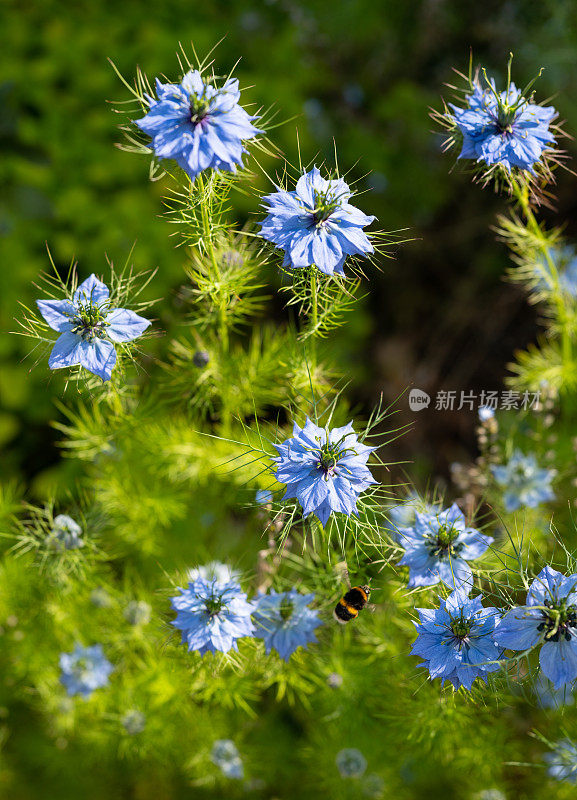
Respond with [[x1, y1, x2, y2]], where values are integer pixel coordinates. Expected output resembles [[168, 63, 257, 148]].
[[197, 174, 231, 430], [310, 269, 318, 369], [512, 180, 572, 385]]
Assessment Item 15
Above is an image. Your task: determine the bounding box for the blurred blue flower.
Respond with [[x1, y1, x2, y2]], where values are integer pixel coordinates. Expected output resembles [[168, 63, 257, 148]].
[[336, 748, 367, 778], [533, 673, 574, 710], [273, 418, 376, 527], [384, 494, 441, 540], [124, 600, 151, 626], [187, 562, 240, 584], [50, 514, 84, 551], [255, 489, 273, 505], [495, 566, 577, 689], [259, 167, 375, 276], [449, 78, 556, 173], [171, 576, 254, 656], [478, 405, 495, 422], [211, 739, 244, 779], [122, 709, 146, 735], [544, 739, 577, 783], [135, 70, 262, 181], [398, 503, 493, 589], [253, 588, 322, 661], [37, 274, 150, 382], [491, 450, 555, 512], [411, 587, 503, 690], [59, 643, 113, 698], [534, 245, 577, 296]]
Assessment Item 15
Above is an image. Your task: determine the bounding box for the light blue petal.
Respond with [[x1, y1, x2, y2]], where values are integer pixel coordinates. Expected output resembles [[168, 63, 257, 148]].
[[36, 299, 75, 332], [48, 331, 84, 370], [74, 274, 110, 306], [77, 338, 117, 381], [540, 640, 577, 690], [105, 308, 151, 343]]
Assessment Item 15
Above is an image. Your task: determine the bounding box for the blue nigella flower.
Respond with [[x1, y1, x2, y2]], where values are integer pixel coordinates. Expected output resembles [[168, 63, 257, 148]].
[[449, 77, 556, 173], [491, 450, 555, 512], [211, 740, 244, 780], [273, 418, 377, 527], [135, 70, 262, 182], [544, 739, 577, 783], [59, 643, 113, 698], [397, 503, 493, 590], [50, 514, 84, 551], [255, 489, 273, 506], [253, 588, 323, 661], [37, 274, 150, 382], [411, 587, 503, 690], [478, 405, 495, 422], [122, 709, 147, 735], [494, 566, 577, 689], [171, 576, 254, 656], [259, 167, 375, 276], [335, 748, 368, 779]]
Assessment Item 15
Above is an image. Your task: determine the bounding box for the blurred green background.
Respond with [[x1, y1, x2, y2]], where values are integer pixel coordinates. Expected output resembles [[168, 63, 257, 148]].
[[2, 0, 577, 490]]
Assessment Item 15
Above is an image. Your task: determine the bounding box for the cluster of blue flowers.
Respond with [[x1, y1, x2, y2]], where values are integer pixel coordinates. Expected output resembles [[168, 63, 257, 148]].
[[544, 740, 577, 784], [533, 244, 577, 296], [170, 573, 322, 661], [409, 565, 577, 694], [211, 739, 244, 780], [495, 567, 577, 689], [40, 52, 574, 792]]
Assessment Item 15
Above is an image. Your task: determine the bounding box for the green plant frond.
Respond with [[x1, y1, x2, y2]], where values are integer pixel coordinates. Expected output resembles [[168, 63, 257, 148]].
[[507, 339, 577, 392], [279, 265, 363, 339], [178, 231, 271, 331], [167, 324, 294, 419]]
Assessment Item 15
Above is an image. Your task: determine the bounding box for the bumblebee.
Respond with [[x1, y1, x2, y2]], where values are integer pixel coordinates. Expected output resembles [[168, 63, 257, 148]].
[[333, 585, 371, 624]]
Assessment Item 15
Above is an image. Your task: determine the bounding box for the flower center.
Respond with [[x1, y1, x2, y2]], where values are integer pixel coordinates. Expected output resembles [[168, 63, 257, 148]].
[[510, 463, 531, 484], [72, 658, 92, 680], [318, 443, 342, 476], [72, 301, 108, 342], [189, 93, 211, 124], [427, 523, 463, 559], [538, 599, 577, 643], [496, 104, 518, 133], [450, 617, 472, 641], [204, 596, 225, 617], [311, 189, 340, 225], [279, 598, 294, 622]]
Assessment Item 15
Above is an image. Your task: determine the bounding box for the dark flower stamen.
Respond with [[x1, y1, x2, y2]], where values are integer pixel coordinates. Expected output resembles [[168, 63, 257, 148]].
[[204, 595, 225, 617], [427, 523, 464, 559], [450, 616, 472, 641], [537, 599, 577, 643], [71, 301, 109, 342], [279, 598, 294, 622], [189, 93, 211, 124]]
